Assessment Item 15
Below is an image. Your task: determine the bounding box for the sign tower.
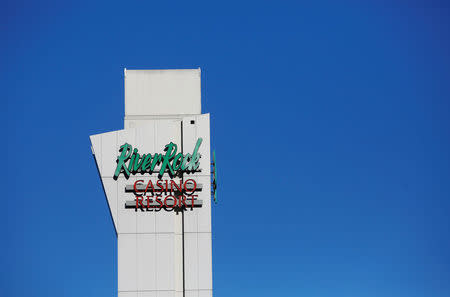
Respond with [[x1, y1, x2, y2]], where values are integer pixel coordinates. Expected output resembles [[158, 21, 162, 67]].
[[90, 69, 213, 297]]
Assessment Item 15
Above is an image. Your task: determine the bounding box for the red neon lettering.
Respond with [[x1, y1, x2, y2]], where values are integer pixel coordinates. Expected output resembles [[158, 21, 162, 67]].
[[184, 179, 197, 195], [170, 180, 183, 194], [155, 197, 163, 208], [164, 195, 177, 209], [156, 180, 165, 193], [179, 195, 187, 208], [134, 180, 144, 193], [136, 196, 144, 210], [190, 194, 198, 210], [146, 196, 151, 210], [145, 180, 155, 195]]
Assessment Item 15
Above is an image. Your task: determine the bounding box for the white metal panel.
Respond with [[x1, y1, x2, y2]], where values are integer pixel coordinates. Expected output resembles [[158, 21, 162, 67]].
[[137, 234, 157, 291], [183, 206, 198, 233], [126, 118, 187, 129], [125, 69, 201, 117], [198, 232, 213, 290], [156, 234, 175, 291], [185, 231, 212, 291], [155, 209, 175, 233], [119, 292, 138, 297], [184, 233, 199, 291], [136, 207, 157, 234], [138, 292, 157, 297], [198, 290, 212, 297], [118, 233, 137, 292], [174, 233, 184, 294], [155, 119, 181, 150], [186, 290, 212, 297], [185, 291, 199, 297], [135, 123, 157, 157]]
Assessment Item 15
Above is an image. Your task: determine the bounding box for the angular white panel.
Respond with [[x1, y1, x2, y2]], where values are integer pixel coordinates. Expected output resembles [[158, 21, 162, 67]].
[[91, 132, 119, 226], [90, 134, 102, 173], [101, 177, 118, 228], [156, 292, 174, 297], [101, 130, 120, 177]]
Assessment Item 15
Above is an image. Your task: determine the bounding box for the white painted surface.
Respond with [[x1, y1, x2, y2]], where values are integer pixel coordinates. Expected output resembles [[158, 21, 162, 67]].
[[118, 233, 137, 291], [125, 69, 201, 118], [137, 234, 157, 291]]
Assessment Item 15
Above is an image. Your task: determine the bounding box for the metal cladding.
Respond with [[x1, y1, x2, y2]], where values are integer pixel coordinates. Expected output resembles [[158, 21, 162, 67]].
[[90, 69, 213, 297]]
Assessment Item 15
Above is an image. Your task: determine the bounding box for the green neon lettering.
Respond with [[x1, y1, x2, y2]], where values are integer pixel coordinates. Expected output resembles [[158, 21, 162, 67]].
[[188, 138, 203, 171], [113, 138, 203, 179], [141, 154, 152, 172], [114, 143, 132, 179], [159, 142, 177, 177], [181, 153, 191, 170], [133, 152, 145, 173], [173, 153, 184, 171], [150, 153, 162, 173], [128, 148, 138, 172]]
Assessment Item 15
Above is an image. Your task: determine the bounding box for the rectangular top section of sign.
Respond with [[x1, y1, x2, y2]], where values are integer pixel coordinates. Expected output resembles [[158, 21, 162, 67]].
[[125, 69, 201, 118]]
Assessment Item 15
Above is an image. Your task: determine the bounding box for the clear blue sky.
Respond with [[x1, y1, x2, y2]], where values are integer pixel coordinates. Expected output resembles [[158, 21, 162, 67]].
[[2, 1, 450, 296]]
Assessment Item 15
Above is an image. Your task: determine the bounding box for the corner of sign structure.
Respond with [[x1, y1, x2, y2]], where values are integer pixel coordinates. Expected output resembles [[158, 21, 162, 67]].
[[89, 132, 119, 232]]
